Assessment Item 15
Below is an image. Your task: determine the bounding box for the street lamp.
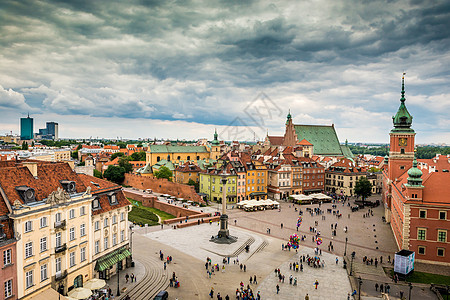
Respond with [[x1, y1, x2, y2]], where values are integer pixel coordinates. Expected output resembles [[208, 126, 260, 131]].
[[129, 224, 134, 263], [344, 237, 348, 256], [350, 251, 355, 276], [116, 261, 120, 296], [408, 282, 412, 300], [358, 277, 363, 300]]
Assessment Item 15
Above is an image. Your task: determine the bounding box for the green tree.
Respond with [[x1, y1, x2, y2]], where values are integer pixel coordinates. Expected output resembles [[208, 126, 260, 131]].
[[187, 178, 199, 192], [78, 161, 85, 166], [119, 157, 133, 173], [103, 165, 125, 184], [354, 177, 372, 206], [130, 151, 146, 161], [71, 150, 78, 159], [21, 141, 28, 150], [93, 169, 102, 179], [137, 143, 143, 147], [111, 152, 125, 160], [31, 141, 35, 147], [368, 167, 380, 173], [76, 144, 82, 150], [154, 166, 172, 181]]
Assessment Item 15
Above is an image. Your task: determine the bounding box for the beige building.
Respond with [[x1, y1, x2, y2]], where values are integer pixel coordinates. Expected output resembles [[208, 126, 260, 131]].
[[0, 162, 93, 298]]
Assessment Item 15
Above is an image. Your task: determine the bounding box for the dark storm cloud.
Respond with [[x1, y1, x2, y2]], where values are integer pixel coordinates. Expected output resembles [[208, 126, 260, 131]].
[[0, 0, 449, 142]]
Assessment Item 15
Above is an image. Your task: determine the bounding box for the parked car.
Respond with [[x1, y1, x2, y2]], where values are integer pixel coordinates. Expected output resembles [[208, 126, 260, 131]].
[[154, 290, 168, 300]]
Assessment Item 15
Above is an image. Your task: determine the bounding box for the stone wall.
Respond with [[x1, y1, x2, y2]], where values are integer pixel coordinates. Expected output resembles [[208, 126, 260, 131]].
[[123, 173, 204, 203]]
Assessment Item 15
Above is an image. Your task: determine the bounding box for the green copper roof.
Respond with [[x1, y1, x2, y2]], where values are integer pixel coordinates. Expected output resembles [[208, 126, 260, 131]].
[[211, 129, 220, 146], [152, 159, 175, 171], [392, 75, 414, 133], [136, 163, 153, 174], [406, 155, 423, 186], [148, 145, 209, 153], [340, 144, 355, 159], [294, 125, 344, 155], [286, 110, 292, 125]]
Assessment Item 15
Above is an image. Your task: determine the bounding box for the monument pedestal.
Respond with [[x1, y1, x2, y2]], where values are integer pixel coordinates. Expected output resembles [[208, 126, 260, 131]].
[[210, 214, 238, 244]]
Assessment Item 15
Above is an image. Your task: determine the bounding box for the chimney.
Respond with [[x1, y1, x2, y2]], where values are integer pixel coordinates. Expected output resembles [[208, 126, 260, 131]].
[[22, 162, 38, 177]]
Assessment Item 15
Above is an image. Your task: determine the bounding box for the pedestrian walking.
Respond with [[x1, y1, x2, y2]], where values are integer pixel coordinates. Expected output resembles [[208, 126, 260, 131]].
[[276, 284, 280, 294], [314, 280, 319, 289], [375, 283, 379, 291], [380, 284, 384, 293], [254, 275, 257, 284], [305, 294, 309, 300], [164, 262, 166, 270], [243, 265, 246, 272], [125, 273, 129, 283], [131, 273, 135, 282]]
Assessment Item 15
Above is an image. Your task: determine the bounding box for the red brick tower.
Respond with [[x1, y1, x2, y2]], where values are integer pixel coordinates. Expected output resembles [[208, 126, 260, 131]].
[[388, 74, 415, 182]]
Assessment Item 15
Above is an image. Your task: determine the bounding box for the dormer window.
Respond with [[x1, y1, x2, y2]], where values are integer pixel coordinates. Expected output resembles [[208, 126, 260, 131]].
[[0, 224, 6, 239], [60, 180, 76, 193], [108, 192, 118, 205], [92, 197, 101, 210], [16, 186, 36, 204]]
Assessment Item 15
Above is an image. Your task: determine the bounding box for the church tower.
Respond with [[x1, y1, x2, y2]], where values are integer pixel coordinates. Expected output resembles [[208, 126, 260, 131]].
[[283, 110, 299, 147], [388, 74, 416, 181], [210, 129, 221, 160]]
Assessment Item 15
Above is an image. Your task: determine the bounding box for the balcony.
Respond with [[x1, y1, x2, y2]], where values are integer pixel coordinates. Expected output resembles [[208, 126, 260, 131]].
[[54, 270, 68, 281], [54, 220, 66, 230], [55, 243, 67, 254]]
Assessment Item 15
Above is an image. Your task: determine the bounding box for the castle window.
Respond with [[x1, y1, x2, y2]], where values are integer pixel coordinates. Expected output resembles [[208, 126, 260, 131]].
[[400, 149, 405, 154], [439, 211, 446, 220], [417, 246, 425, 255], [187, 156, 190, 160], [437, 248, 445, 257], [419, 210, 426, 218]]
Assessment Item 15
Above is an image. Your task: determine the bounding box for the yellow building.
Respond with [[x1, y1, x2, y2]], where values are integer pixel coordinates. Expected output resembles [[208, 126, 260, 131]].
[[146, 145, 210, 165], [241, 157, 268, 200], [174, 162, 202, 184]]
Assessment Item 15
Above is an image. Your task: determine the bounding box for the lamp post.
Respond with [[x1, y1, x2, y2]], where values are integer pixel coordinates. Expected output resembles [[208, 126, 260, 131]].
[[408, 282, 412, 300], [358, 277, 362, 300], [350, 251, 355, 276], [129, 224, 134, 263], [344, 237, 348, 256], [116, 261, 120, 296]]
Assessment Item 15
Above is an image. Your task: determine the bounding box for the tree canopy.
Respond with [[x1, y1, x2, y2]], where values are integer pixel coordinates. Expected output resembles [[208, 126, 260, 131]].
[[154, 166, 172, 181], [119, 157, 133, 173], [103, 165, 125, 184], [354, 177, 372, 202], [130, 151, 146, 162], [111, 152, 125, 160]]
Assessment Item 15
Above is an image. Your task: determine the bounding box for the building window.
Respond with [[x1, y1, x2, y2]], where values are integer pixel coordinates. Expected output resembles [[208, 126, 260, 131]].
[[438, 230, 447, 242], [120, 212, 125, 221], [69, 209, 75, 219], [40, 264, 48, 281], [112, 215, 117, 224], [113, 233, 117, 246], [70, 252, 75, 268], [104, 237, 108, 250], [4, 279, 12, 298], [95, 241, 99, 254], [80, 224, 86, 237], [56, 232, 61, 248], [109, 193, 117, 205], [69, 227, 75, 241], [40, 237, 47, 253], [40, 217, 47, 228], [95, 221, 100, 231], [25, 221, 33, 233], [437, 248, 445, 257], [25, 242, 33, 258], [417, 246, 425, 255], [121, 230, 125, 242], [80, 247, 86, 262], [25, 270, 33, 289], [417, 228, 426, 240], [55, 257, 61, 273], [80, 206, 86, 216], [104, 218, 108, 228], [55, 212, 61, 223], [419, 210, 426, 218], [3, 249, 11, 266], [92, 198, 100, 210], [439, 211, 447, 220]]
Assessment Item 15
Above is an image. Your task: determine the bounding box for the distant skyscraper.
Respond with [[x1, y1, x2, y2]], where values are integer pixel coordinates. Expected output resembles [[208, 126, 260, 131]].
[[20, 114, 33, 140], [46, 122, 59, 140]]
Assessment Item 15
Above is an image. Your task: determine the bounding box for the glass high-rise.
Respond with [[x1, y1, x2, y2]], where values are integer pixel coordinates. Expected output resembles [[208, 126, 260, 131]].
[[20, 114, 33, 140]]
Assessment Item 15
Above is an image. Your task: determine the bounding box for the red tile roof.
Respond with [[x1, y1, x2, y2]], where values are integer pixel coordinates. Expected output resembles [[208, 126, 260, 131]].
[[297, 139, 313, 146], [268, 136, 284, 145]]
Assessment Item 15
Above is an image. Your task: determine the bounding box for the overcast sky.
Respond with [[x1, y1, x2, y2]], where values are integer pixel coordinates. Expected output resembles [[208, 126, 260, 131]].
[[0, 0, 449, 144]]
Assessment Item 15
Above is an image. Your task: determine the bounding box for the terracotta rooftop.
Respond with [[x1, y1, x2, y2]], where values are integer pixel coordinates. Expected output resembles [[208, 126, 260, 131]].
[[267, 136, 284, 145], [297, 138, 313, 146]]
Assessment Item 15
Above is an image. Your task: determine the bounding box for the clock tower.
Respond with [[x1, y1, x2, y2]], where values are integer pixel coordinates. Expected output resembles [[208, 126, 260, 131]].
[[388, 74, 415, 181]]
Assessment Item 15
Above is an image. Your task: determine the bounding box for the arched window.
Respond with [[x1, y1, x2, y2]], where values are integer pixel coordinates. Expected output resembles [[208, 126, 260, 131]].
[[187, 156, 190, 160], [177, 156, 181, 160], [196, 156, 200, 160], [157, 156, 160, 162]]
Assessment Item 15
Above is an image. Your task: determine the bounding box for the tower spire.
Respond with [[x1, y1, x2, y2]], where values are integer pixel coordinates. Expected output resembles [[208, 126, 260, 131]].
[[401, 72, 406, 103], [392, 72, 413, 132]]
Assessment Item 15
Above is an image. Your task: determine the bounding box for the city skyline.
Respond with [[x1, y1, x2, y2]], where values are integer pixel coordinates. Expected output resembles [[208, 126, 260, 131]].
[[0, 0, 449, 143]]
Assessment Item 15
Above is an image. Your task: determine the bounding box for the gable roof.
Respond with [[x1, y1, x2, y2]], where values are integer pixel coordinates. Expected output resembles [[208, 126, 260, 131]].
[[294, 125, 343, 156], [297, 139, 313, 146]]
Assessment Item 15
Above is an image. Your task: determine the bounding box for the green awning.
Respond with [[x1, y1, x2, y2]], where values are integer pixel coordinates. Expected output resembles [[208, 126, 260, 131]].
[[95, 248, 131, 271]]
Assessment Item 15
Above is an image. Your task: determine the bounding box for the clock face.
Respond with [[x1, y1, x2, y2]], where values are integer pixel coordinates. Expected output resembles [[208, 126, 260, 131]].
[[399, 138, 407, 147]]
